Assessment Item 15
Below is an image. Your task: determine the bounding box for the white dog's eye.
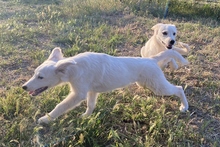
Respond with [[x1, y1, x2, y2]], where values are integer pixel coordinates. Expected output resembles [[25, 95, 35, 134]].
[[173, 33, 176, 36], [38, 76, 44, 79], [162, 32, 167, 35]]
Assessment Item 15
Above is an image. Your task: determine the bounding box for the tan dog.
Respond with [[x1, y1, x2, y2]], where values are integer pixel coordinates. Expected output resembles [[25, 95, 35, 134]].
[[22, 48, 189, 124], [141, 23, 190, 70]]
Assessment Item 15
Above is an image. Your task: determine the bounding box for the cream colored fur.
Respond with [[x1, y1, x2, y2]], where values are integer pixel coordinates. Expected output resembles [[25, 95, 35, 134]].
[[22, 47, 189, 124], [141, 23, 190, 70]]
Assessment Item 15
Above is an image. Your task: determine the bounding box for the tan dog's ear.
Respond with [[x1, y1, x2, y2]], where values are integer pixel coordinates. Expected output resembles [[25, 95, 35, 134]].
[[152, 23, 163, 35], [48, 47, 64, 61], [171, 24, 176, 28], [55, 61, 77, 75]]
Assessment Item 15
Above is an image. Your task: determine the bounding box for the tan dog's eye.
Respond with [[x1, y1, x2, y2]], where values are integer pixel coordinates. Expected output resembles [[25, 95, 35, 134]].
[[162, 32, 167, 35]]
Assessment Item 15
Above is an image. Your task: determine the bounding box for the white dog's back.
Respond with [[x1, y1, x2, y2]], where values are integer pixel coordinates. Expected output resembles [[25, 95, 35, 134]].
[[58, 52, 158, 92]]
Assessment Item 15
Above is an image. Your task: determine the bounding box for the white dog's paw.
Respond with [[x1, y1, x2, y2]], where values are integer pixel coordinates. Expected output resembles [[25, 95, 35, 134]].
[[81, 112, 91, 118], [81, 113, 88, 118], [179, 104, 189, 112], [38, 115, 53, 124]]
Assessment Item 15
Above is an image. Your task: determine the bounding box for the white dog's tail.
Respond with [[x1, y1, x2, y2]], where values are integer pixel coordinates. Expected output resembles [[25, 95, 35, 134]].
[[151, 50, 189, 66]]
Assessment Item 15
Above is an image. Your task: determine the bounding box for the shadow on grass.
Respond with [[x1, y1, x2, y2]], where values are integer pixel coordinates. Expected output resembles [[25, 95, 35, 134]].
[[169, 0, 220, 21], [14, 0, 61, 5], [122, 0, 220, 25]]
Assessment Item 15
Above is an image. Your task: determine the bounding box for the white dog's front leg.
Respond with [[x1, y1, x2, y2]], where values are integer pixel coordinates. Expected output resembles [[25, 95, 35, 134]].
[[38, 92, 86, 124], [81, 92, 99, 117]]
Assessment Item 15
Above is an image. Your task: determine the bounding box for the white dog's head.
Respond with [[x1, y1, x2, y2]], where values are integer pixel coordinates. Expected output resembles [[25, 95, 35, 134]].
[[152, 23, 177, 49], [22, 47, 75, 96]]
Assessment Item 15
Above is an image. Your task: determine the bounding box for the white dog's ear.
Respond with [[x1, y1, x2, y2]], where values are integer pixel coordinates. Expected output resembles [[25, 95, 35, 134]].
[[55, 61, 77, 75], [152, 23, 163, 35], [48, 47, 64, 61]]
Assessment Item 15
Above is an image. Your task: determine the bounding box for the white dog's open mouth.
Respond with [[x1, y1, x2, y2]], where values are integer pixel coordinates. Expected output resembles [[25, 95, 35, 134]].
[[29, 86, 48, 96]]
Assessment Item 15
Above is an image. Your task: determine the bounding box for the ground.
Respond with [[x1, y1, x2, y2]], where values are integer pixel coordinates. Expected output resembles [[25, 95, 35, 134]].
[[0, 0, 219, 146]]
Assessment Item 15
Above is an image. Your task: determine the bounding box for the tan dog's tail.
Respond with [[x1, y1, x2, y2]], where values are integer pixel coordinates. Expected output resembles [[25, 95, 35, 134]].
[[151, 50, 189, 66]]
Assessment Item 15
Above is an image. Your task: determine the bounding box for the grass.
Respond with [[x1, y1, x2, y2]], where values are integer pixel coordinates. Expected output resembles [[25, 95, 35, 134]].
[[0, 0, 220, 146]]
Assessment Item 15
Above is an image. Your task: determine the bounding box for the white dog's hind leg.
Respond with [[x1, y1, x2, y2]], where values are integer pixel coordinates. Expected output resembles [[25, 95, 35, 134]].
[[158, 84, 188, 112], [38, 92, 86, 124], [155, 84, 188, 112], [137, 74, 189, 112], [175, 86, 189, 112], [81, 91, 99, 117]]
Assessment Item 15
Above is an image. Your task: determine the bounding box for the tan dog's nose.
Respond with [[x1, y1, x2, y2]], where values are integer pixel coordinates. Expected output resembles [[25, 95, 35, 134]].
[[170, 40, 175, 45]]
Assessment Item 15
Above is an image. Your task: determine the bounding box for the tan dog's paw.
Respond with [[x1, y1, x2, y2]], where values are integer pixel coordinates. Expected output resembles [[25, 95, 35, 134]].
[[178, 42, 190, 52]]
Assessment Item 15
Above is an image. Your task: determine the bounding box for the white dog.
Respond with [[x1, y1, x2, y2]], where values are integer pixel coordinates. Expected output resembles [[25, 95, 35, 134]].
[[22, 47, 189, 124], [141, 23, 190, 70]]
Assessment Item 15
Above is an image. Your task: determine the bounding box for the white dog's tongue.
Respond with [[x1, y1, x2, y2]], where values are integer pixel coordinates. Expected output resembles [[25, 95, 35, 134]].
[[29, 91, 34, 95]]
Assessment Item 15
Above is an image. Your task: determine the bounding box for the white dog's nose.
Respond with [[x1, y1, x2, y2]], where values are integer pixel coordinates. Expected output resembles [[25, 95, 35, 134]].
[[22, 85, 27, 90]]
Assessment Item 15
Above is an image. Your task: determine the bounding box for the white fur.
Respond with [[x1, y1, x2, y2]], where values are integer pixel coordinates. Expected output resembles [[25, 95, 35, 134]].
[[22, 47, 189, 124], [141, 23, 190, 70]]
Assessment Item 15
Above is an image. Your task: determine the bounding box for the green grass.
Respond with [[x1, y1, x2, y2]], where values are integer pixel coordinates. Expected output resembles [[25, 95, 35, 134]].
[[0, 0, 220, 146]]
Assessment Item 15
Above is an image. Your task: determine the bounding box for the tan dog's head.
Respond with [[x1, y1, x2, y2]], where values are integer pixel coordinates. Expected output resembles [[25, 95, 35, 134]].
[[22, 47, 76, 96], [152, 23, 177, 49]]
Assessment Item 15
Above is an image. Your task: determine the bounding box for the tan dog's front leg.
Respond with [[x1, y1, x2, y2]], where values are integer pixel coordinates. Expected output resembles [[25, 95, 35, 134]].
[[38, 92, 86, 124], [158, 58, 178, 70], [173, 42, 190, 55], [169, 59, 178, 71]]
